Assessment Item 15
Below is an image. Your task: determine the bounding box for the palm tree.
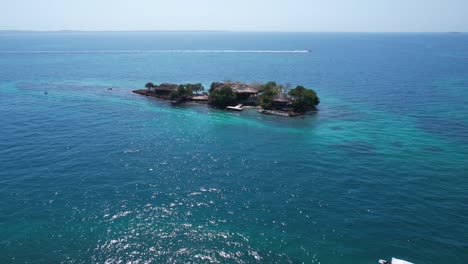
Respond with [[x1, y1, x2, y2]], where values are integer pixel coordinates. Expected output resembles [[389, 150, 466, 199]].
[[145, 82, 155, 92]]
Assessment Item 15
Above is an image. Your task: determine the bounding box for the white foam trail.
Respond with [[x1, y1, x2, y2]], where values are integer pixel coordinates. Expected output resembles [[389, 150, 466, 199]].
[[0, 50, 311, 54]]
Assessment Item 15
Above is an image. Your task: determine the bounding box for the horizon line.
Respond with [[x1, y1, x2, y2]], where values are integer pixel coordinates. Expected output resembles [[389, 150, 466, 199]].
[[0, 30, 465, 34], [0, 50, 312, 54]]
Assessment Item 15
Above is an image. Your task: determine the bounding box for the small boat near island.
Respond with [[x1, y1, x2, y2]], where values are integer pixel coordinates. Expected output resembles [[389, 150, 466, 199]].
[[379, 257, 414, 264]]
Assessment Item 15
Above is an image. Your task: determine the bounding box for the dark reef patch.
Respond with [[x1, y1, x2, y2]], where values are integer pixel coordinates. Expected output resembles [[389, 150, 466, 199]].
[[333, 141, 376, 155]]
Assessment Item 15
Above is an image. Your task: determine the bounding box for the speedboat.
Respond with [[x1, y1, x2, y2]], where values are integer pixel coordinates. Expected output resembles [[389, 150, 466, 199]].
[[379, 258, 414, 264]]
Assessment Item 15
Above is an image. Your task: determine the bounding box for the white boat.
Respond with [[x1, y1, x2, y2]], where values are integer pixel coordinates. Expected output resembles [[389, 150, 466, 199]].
[[226, 104, 243, 111], [379, 258, 414, 264], [391, 258, 414, 264]]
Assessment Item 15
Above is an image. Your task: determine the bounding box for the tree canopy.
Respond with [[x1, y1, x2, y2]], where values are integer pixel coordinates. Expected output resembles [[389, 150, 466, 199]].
[[170, 85, 190, 100], [183, 83, 204, 95], [169, 83, 204, 100], [209, 82, 221, 92], [145, 82, 155, 91], [288, 86, 320, 113], [258, 81, 282, 109], [259, 81, 279, 92], [209, 86, 237, 108]]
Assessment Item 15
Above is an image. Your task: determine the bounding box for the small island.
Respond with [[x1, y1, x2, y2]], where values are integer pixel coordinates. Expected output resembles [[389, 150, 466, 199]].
[[133, 81, 320, 116]]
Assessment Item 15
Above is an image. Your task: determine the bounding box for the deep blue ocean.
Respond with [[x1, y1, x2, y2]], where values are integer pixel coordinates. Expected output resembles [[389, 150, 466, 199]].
[[0, 32, 467, 263]]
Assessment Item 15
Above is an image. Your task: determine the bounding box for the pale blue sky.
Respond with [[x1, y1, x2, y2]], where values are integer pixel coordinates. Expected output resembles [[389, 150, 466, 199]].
[[2, 0, 468, 32]]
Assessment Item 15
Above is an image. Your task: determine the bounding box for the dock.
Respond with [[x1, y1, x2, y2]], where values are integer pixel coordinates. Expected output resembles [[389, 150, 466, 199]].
[[227, 104, 243, 111]]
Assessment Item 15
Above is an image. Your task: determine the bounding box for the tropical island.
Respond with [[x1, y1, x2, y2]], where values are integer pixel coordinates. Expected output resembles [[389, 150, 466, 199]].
[[132, 81, 320, 116]]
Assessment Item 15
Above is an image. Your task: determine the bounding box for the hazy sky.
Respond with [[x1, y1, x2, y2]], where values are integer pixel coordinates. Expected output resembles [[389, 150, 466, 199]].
[[2, 0, 468, 32]]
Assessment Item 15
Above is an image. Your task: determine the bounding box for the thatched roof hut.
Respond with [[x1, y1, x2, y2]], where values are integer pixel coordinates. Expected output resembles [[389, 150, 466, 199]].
[[156, 83, 179, 91], [210, 82, 260, 102], [154, 83, 179, 96], [210, 82, 259, 95], [271, 93, 290, 110], [273, 93, 289, 103]]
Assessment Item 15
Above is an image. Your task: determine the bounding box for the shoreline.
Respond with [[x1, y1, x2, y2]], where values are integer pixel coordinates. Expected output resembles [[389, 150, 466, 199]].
[[133, 81, 320, 118], [132, 89, 309, 117]]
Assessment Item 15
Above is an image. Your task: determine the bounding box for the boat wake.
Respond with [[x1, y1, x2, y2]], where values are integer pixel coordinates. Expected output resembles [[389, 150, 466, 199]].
[[0, 50, 311, 54]]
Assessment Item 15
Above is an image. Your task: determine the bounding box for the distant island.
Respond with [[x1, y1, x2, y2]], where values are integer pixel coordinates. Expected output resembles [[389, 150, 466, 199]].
[[133, 81, 320, 116]]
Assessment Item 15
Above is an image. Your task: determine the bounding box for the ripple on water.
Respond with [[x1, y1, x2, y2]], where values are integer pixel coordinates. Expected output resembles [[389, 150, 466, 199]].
[[84, 188, 295, 263]]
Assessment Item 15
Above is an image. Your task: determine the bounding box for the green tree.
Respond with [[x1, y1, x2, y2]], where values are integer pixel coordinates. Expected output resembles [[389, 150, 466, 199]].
[[209, 82, 221, 92], [288, 86, 320, 113], [170, 85, 189, 100], [259, 81, 277, 92], [182, 83, 204, 95], [258, 81, 282, 109], [145, 82, 155, 91], [190, 83, 205, 94], [209, 86, 237, 108]]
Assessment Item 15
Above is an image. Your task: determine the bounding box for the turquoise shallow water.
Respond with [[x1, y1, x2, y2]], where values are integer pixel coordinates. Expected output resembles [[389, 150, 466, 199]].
[[0, 32, 467, 263]]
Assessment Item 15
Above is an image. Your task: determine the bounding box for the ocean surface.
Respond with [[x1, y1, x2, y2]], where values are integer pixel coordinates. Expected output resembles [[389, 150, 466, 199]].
[[0, 32, 467, 264]]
